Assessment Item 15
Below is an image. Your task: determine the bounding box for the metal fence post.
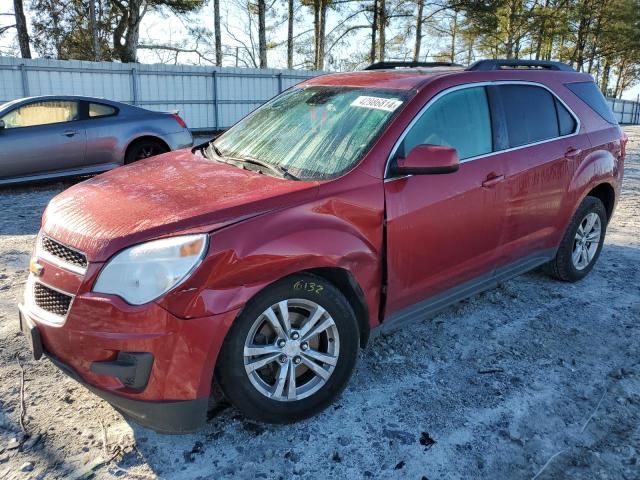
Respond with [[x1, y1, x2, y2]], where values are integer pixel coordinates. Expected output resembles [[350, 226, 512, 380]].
[[277, 72, 283, 93], [212, 70, 219, 130], [19, 64, 29, 97], [131, 67, 139, 105]]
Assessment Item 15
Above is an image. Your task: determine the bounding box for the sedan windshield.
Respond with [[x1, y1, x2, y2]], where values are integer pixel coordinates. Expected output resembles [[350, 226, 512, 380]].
[[213, 86, 409, 180]]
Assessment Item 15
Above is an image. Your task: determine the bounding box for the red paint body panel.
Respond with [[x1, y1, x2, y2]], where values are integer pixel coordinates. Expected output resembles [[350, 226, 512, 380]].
[[22, 67, 625, 426], [42, 150, 320, 262], [160, 169, 384, 328], [384, 155, 508, 313]]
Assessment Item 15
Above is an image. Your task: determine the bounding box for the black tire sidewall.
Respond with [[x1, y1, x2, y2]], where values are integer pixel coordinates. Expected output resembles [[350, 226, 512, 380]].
[[125, 140, 168, 164], [216, 273, 360, 423], [555, 196, 607, 281]]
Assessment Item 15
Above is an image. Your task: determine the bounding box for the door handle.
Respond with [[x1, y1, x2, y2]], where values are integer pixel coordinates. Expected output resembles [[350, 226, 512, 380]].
[[63, 130, 78, 137], [482, 174, 505, 188], [564, 147, 582, 158]]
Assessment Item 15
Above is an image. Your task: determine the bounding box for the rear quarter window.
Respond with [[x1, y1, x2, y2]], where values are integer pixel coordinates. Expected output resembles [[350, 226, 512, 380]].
[[555, 98, 577, 136], [566, 82, 617, 124], [89, 103, 118, 118]]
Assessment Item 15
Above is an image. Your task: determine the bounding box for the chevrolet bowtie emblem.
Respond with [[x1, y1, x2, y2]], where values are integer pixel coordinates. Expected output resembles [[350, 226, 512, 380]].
[[29, 258, 44, 277]]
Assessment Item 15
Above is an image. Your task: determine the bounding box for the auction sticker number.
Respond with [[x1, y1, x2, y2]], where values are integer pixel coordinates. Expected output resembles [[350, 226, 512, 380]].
[[351, 95, 403, 112], [293, 280, 324, 294]]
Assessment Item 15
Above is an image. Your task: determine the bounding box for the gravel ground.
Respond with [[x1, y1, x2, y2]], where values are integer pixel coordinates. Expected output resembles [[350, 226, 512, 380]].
[[0, 128, 639, 480]]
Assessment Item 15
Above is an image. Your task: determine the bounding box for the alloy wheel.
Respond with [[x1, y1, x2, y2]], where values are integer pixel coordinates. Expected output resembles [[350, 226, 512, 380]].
[[243, 298, 340, 402], [572, 212, 601, 270], [136, 145, 159, 159]]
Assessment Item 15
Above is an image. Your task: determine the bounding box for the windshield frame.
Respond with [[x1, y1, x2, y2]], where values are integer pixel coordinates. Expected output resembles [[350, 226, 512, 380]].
[[211, 85, 412, 181]]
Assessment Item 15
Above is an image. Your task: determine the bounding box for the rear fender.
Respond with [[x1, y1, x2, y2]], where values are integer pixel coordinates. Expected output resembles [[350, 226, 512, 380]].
[[564, 147, 619, 230]]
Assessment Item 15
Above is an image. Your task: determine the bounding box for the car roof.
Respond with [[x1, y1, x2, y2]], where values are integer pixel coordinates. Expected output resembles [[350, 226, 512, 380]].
[[302, 68, 463, 91], [302, 67, 593, 92]]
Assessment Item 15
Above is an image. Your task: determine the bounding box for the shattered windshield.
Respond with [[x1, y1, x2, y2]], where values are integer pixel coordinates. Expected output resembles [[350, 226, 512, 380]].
[[212, 86, 409, 180]]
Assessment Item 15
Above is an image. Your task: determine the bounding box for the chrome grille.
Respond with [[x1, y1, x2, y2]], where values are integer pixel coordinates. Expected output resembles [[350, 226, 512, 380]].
[[41, 235, 87, 270], [33, 282, 72, 317]]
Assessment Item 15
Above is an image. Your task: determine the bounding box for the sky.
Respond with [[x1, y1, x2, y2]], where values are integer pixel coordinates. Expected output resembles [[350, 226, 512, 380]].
[[1, 1, 639, 100]]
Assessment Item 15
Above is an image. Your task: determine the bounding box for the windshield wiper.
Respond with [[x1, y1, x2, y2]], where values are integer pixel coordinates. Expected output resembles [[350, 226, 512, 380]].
[[202, 144, 299, 180], [203, 141, 225, 160], [233, 156, 300, 180]]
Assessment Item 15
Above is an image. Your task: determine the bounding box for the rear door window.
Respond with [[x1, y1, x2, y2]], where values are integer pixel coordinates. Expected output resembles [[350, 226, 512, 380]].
[[401, 86, 493, 160], [499, 85, 560, 148]]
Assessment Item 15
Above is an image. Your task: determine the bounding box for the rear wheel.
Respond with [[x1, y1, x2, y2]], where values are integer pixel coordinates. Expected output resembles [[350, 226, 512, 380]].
[[125, 139, 169, 164], [216, 274, 359, 423], [544, 196, 607, 282]]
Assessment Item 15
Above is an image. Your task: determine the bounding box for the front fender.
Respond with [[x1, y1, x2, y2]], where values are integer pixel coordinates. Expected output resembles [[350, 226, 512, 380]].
[[160, 181, 385, 329]]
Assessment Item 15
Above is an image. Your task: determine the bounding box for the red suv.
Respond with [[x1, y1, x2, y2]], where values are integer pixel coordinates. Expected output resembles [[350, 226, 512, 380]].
[[19, 59, 626, 433]]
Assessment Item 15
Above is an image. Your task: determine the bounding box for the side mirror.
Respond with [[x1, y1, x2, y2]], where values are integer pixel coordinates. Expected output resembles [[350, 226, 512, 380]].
[[391, 144, 460, 175], [0, 120, 5, 130]]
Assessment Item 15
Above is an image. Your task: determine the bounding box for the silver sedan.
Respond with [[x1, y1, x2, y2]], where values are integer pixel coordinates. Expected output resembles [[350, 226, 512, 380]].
[[0, 95, 194, 185]]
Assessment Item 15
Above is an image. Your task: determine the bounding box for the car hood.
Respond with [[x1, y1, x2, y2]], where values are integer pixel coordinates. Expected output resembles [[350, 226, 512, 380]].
[[42, 150, 319, 262]]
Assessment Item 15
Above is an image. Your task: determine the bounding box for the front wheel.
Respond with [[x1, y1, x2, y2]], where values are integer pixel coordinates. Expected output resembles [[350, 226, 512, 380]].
[[216, 274, 360, 423], [545, 196, 607, 282]]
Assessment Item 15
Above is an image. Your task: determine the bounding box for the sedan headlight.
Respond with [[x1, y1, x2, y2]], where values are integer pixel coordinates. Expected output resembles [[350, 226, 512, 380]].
[[93, 234, 208, 305]]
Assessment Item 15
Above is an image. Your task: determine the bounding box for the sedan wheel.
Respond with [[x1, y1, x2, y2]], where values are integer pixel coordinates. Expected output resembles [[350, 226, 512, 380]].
[[125, 139, 169, 164], [136, 145, 161, 160]]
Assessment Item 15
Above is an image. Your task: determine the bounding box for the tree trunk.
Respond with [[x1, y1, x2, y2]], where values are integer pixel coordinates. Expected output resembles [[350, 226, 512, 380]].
[[112, 0, 143, 63], [214, 0, 222, 66], [572, 1, 593, 72], [287, 0, 294, 69], [613, 59, 626, 98], [413, 0, 423, 62], [586, 0, 606, 74], [13, 0, 31, 59], [450, 10, 457, 63], [378, 0, 386, 61], [89, 0, 100, 61], [313, 0, 321, 69], [534, 0, 550, 61], [370, 0, 377, 63], [600, 58, 610, 94], [123, 3, 141, 63], [313, 0, 327, 70], [258, 0, 267, 68], [319, 0, 326, 68]]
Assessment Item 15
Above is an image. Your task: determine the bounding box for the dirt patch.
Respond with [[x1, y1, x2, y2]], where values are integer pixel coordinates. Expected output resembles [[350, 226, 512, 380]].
[[1, 129, 639, 479]]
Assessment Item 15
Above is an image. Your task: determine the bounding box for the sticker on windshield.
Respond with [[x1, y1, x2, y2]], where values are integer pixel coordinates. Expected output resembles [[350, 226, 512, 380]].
[[351, 96, 403, 112]]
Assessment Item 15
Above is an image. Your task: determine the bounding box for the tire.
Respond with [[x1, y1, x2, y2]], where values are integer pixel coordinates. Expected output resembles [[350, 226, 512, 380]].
[[124, 139, 169, 164], [215, 273, 360, 423], [544, 196, 607, 282]]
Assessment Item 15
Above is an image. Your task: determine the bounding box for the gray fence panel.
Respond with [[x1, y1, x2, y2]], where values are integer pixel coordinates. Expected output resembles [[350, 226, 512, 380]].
[[0, 56, 320, 130], [606, 97, 640, 125]]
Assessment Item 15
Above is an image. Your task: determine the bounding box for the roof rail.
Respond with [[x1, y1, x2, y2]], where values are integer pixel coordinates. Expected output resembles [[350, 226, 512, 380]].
[[467, 59, 575, 72], [364, 61, 464, 70]]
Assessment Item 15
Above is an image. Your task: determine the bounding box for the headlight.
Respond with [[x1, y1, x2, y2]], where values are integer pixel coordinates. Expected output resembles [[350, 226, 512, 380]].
[[93, 234, 208, 305]]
